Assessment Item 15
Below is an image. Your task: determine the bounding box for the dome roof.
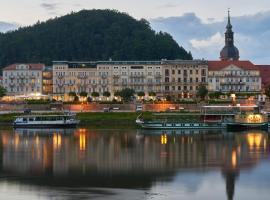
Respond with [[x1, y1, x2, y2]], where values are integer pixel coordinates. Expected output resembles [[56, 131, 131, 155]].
[[220, 45, 239, 61]]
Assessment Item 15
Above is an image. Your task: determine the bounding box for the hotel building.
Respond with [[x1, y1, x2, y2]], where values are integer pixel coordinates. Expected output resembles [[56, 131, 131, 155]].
[[162, 60, 208, 99], [208, 61, 261, 93], [52, 60, 208, 101], [2, 63, 45, 97]]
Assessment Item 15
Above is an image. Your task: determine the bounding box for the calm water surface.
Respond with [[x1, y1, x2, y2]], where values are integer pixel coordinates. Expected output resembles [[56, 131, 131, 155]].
[[0, 128, 269, 200]]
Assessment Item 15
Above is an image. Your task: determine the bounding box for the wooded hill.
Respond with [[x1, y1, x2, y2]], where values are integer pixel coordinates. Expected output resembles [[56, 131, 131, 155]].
[[0, 9, 192, 68]]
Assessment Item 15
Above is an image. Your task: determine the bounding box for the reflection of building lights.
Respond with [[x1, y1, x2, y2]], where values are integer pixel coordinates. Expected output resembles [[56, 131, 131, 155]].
[[53, 133, 62, 150], [14, 135, 20, 149], [80, 132, 86, 151], [35, 136, 39, 145], [247, 133, 262, 149], [161, 134, 167, 145], [231, 150, 237, 168]]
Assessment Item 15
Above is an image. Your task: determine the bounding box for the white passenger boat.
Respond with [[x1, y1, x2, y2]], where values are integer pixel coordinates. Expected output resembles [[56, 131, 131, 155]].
[[13, 113, 80, 128]]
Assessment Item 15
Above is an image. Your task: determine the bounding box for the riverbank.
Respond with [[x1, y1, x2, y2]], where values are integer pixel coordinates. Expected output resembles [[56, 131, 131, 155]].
[[0, 112, 201, 128]]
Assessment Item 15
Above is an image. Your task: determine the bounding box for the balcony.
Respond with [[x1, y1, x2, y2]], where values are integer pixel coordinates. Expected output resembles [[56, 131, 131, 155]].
[[100, 74, 108, 79], [9, 83, 15, 87], [9, 75, 15, 79], [155, 74, 162, 78], [77, 74, 88, 79], [113, 75, 120, 79], [130, 74, 145, 78], [57, 74, 64, 79], [220, 82, 245, 85]]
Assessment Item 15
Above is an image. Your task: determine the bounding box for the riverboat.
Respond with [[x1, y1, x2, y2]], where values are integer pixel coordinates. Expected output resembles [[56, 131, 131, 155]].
[[136, 105, 269, 130], [13, 113, 80, 128]]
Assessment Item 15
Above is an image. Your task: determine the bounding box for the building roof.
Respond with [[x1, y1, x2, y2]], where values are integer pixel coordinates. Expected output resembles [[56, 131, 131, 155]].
[[257, 65, 270, 87], [208, 60, 259, 71], [3, 63, 45, 71]]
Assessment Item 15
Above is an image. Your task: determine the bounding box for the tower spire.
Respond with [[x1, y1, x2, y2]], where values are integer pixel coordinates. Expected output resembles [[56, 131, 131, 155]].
[[220, 9, 240, 61], [227, 8, 232, 30]]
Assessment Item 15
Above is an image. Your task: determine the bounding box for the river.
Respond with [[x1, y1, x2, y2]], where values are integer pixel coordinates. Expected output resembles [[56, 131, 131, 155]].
[[0, 127, 269, 200]]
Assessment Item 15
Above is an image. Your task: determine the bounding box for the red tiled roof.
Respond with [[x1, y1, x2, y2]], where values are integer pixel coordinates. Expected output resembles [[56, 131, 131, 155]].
[[3, 63, 45, 71], [257, 65, 270, 87], [208, 60, 259, 71]]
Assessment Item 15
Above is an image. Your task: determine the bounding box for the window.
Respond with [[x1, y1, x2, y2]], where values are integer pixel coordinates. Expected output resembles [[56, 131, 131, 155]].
[[165, 69, 169, 76], [172, 70, 175, 75], [178, 70, 181, 74], [178, 78, 181, 82], [178, 86, 181, 90], [165, 77, 170, 82]]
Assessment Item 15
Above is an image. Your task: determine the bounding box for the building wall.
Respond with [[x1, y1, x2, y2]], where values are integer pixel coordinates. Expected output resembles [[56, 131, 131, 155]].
[[52, 60, 210, 101], [208, 65, 261, 93], [162, 60, 208, 99], [3, 64, 44, 96]]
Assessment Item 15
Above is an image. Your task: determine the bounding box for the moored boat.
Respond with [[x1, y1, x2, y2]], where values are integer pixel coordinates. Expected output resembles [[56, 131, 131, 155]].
[[13, 113, 80, 128]]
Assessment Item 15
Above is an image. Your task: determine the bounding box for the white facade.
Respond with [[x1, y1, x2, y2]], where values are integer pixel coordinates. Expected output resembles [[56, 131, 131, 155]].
[[3, 64, 45, 96], [208, 63, 261, 93], [52, 61, 163, 101]]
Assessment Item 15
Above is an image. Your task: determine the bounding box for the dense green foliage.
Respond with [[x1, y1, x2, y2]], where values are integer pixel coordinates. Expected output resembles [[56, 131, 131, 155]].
[[0, 9, 192, 67], [119, 88, 135, 102], [103, 91, 111, 97], [196, 85, 208, 100], [0, 86, 6, 97]]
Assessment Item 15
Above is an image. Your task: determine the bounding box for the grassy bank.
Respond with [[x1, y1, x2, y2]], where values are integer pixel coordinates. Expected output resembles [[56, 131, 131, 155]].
[[0, 112, 201, 128]]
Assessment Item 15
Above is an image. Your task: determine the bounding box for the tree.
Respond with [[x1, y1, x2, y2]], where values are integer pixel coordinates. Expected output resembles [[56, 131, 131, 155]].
[[114, 91, 121, 97], [196, 85, 208, 100], [68, 91, 77, 102], [0, 87, 6, 98], [266, 85, 270, 98], [79, 91, 88, 98], [209, 91, 224, 99], [119, 88, 135, 102], [137, 91, 145, 98], [91, 92, 100, 98], [149, 91, 156, 97], [0, 10, 192, 68], [68, 91, 76, 97], [103, 91, 111, 97]]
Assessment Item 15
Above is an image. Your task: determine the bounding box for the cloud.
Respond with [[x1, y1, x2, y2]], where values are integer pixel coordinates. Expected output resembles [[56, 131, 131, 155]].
[[0, 22, 18, 33], [40, 1, 59, 15], [190, 32, 223, 49], [150, 11, 270, 64]]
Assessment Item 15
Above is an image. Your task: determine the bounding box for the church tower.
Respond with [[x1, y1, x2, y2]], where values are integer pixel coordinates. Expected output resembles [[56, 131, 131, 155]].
[[220, 10, 240, 61]]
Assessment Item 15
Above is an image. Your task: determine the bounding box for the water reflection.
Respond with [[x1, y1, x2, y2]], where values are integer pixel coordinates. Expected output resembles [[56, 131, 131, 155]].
[[0, 128, 269, 200]]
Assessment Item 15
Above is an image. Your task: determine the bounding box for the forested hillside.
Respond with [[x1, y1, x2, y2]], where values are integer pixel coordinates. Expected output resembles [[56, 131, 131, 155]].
[[0, 9, 192, 67]]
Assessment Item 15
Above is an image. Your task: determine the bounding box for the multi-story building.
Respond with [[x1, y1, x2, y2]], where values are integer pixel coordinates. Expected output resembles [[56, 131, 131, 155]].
[[42, 66, 53, 95], [0, 76, 3, 87], [52, 60, 208, 101], [207, 12, 262, 94], [162, 60, 208, 99], [52, 61, 164, 101], [208, 61, 261, 93], [53, 61, 102, 101], [2, 63, 45, 97], [99, 61, 163, 96]]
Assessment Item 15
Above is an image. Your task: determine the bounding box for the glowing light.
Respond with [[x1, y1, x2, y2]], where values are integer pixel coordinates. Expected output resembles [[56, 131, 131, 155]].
[[161, 134, 167, 145], [79, 131, 87, 151], [247, 114, 262, 123], [231, 150, 237, 168], [53, 133, 62, 150], [247, 133, 262, 149]]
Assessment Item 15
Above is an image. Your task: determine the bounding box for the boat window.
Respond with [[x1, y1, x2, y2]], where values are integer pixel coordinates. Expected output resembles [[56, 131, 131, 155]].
[[29, 118, 34, 121], [23, 118, 27, 122]]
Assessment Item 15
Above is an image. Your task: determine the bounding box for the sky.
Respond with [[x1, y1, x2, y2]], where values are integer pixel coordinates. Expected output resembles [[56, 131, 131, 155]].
[[0, 0, 270, 63]]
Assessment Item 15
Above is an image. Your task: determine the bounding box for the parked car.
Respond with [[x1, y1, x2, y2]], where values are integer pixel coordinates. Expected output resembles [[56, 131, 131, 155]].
[[24, 109, 32, 114], [103, 107, 111, 112], [136, 105, 143, 112]]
